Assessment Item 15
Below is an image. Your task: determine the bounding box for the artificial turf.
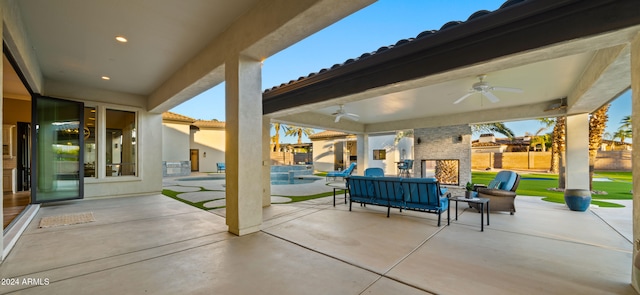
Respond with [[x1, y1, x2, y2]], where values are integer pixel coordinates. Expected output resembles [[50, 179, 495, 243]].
[[471, 171, 631, 208]]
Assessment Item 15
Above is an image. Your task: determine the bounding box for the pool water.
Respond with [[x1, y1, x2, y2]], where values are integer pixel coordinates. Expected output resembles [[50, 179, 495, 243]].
[[271, 178, 319, 185], [176, 176, 319, 185]]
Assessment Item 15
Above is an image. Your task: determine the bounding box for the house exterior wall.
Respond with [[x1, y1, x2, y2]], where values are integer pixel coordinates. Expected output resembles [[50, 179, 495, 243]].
[[84, 111, 163, 198], [162, 122, 190, 162], [414, 125, 471, 189], [162, 122, 191, 177], [367, 134, 413, 175], [191, 128, 225, 173], [312, 138, 335, 172]]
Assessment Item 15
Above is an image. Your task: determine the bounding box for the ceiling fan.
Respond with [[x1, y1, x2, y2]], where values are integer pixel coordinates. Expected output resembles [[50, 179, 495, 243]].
[[453, 74, 523, 104], [331, 104, 360, 123]]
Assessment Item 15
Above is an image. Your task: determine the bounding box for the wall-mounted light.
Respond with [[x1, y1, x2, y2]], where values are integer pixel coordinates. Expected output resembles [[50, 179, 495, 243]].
[[457, 135, 463, 142], [416, 137, 422, 144], [203, 152, 207, 158]]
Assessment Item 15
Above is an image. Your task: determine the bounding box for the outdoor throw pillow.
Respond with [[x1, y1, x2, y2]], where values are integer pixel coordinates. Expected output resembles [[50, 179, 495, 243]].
[[488, 180, 501, 189]]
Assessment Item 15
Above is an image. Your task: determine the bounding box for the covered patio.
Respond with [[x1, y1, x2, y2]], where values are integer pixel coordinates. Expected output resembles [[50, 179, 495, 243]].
[[1, 0, 639, 293], [0, 192, 631, 294]]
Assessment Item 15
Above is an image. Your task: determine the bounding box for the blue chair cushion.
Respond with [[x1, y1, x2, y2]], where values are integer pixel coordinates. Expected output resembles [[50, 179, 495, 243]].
[[494, 171, 518, 190], [488, 180, 501, 189]]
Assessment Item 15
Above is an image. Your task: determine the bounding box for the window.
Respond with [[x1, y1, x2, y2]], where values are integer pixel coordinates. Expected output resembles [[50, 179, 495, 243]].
[[84, 107, 96, 177], [373, 149, 386, 160], [106, 109, 136, 177], [82, 106, 137, 178]]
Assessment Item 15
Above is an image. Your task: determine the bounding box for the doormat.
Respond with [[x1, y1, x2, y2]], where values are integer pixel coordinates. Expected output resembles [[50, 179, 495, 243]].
[[39, 212, 95, 228]]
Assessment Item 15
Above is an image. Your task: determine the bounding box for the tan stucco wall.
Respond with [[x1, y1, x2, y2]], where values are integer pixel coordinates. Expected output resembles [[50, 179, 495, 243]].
[[312, 138, 336, 172], [162, 122, 190, 162], [191, 128, 225, 172]]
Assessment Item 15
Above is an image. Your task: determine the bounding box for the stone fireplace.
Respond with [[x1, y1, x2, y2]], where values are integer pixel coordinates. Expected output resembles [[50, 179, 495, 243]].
[[413, 125, 471, 193]]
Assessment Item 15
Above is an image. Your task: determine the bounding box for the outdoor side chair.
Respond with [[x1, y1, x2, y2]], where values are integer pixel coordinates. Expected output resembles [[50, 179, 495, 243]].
[[397, 159, 413, 177]]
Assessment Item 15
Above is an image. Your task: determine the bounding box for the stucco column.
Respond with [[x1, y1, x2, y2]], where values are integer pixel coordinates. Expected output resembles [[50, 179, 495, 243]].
[[630, 32, 640, 292], [262, 117, 271, 207], [356, 134, 369, 175], [564, 113, 590, 190], [225, 55, 262, 236]]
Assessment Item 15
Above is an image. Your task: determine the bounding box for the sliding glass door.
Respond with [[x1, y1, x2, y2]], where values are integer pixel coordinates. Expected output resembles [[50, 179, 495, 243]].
[[32, 96, 84, 203]]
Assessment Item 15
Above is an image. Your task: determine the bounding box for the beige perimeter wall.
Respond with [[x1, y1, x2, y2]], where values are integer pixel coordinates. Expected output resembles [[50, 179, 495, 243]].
[[472, 151, 631, 171]]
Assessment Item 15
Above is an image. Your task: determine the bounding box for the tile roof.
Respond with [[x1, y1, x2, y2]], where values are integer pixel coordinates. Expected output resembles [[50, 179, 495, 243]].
[[263, 0, 525, 94], [162, 111, 195, 123], [308, 130, 351, 140], [193, 120, 225, 129]]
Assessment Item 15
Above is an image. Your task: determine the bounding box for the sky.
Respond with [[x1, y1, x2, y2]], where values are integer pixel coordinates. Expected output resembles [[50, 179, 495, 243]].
[[170, 0, 632, 143]]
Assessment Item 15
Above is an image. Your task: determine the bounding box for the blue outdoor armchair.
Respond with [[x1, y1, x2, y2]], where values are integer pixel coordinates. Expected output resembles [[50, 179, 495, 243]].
[[216, 162, 225, 173], [326, 162, 356, 181]]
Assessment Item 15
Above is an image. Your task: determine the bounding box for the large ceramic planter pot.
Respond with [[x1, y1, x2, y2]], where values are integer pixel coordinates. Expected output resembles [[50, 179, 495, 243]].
[[564, 189, 592, 212]]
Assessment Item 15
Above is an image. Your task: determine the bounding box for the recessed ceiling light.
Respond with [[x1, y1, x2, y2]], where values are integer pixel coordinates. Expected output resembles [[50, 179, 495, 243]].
[[115, 36, 128, 43], [101, 76, 110, 80]]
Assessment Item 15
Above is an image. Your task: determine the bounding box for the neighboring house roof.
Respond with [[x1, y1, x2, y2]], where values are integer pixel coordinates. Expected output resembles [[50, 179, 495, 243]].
[[193, 120, 226, 129], [601, 139, 632, 146], [162, 111, 226, 129], [162, 111, 195, 123], [308, 130, 351, 140], [472, 142, 501, 148], [472, 136, 531, 148]]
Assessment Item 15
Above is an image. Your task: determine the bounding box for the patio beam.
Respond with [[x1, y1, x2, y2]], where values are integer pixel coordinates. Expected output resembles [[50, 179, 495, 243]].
[[567, 44, 630, 113], [363, 101, 564, 134]]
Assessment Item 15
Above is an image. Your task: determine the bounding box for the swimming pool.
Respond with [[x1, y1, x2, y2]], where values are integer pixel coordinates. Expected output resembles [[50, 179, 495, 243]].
[[175, 175, 319, 185], [271, 178, 319, 185]]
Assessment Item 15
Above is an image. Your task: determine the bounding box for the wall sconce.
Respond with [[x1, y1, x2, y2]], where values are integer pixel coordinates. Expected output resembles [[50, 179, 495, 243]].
[[203, 152, 207, 158], [457, 135, 463, 142], [416, 137, 422, 144]]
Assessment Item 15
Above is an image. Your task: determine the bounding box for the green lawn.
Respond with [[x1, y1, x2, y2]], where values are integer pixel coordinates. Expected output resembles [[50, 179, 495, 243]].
[[471, 171, 631, 208]]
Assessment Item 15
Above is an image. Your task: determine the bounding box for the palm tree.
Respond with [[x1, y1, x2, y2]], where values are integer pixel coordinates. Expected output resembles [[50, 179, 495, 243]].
[[394, 129, 414, 144], [588, 104, 609, 190], [528, 130, 551, 152], [284, 125, 315, 144], [612, 129, 631, 148], [271, 123, 283, 152], [620, 115, 632, 132], [552, 116, 566, 186], [472, 122, 515, 138]]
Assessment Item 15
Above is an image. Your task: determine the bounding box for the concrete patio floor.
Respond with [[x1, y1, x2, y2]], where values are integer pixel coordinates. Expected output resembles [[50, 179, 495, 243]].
[[0, 184, 634, 294]]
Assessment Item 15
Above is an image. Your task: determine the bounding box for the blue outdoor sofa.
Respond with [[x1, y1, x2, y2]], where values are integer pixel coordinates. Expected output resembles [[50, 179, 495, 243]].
[[346, 176, 450, 226]]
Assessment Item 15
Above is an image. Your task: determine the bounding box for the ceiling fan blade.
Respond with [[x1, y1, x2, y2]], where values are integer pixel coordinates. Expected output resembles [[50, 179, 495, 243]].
[[482, 91, 500, 103], [334, 114, 343, 123], [453, 92, 475, 104], [346, 113, 360, 119], [492, 86, 523, 93]]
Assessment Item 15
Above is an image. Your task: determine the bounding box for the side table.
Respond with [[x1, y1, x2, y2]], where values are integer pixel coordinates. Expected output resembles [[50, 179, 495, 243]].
[[448, 196, 490, 231], [327, 182, 348, 207]]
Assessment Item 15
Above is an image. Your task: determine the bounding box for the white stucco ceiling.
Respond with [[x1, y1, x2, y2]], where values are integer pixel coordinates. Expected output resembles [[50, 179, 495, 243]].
[[312, 52, 594, 124], [17, 0, 260, 96]]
